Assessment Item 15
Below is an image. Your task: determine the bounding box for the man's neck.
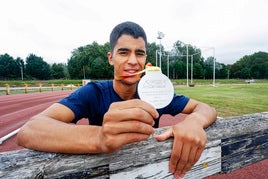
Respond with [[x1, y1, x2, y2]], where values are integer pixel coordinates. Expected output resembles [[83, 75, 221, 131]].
[[113, 80, 137, 100]]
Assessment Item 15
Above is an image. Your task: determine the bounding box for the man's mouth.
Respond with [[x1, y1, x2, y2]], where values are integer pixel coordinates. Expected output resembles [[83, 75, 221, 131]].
[[115, 63, 152, 80], [125, 69, 139, 75], [115, 69, 145, 80]]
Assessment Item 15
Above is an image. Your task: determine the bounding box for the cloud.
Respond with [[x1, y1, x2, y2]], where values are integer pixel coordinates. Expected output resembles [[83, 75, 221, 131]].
[[0, 0, 267, 65]]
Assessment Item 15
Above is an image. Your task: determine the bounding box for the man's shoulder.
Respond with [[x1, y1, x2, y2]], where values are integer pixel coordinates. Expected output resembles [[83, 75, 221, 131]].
[[85, 80, 112, 92], [93, 80, 112, 88], [81, 80, 113, 94]]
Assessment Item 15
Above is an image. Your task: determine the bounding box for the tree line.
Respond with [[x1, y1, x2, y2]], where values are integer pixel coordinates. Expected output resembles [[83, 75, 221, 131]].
[[0, 41, 267, 80]]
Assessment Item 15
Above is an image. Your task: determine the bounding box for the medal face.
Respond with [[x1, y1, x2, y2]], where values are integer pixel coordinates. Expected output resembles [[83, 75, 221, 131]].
[[138, 69, 174, 109]]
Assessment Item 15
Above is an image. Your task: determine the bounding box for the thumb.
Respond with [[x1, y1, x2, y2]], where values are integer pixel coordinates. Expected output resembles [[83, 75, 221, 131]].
[[154, 127, 173, 141]]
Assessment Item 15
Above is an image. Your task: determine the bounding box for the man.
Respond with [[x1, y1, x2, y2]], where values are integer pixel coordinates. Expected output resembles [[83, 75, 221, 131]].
[[17, 21, 217, 178]]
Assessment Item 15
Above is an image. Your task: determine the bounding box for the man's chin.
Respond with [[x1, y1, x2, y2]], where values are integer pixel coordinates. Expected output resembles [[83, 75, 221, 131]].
[[121, 77, 140, 85]]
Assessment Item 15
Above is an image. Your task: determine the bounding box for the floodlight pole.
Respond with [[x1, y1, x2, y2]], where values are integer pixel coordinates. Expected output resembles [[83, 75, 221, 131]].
[[19, 59, 24, 81], [20, 64, 24, 81], [155, 50, 158, 66], [186, 44, 189, 87], [213, 47, 216, 86], [190, 55, 193, 84], [159, 40, 162, 69], [157, 31, 164, 70], [83, 66, 86, 79], [167, 53, 169, 78]]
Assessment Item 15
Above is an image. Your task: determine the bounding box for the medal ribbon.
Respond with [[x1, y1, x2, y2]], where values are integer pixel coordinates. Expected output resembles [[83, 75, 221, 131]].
[[115, 63, 159, 80]]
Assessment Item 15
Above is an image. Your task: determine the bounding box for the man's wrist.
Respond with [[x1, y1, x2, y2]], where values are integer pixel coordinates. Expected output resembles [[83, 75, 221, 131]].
[[185, 112, 208, 129]]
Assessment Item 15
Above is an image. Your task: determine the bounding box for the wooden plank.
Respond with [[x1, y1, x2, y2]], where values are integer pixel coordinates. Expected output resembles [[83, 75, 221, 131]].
[[0, 112, 268, 178], [222, 131, 268, 173], [110, 140, 221, 179], [185, 140, 221, 178]]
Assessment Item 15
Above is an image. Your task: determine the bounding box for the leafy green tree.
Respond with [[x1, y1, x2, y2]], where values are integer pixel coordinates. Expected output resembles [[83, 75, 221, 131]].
[[68, 42, 112, 79], [203, 57, 214, 79], [217, 63, 228, 79], [0, 53, 21, 79], [146, 42, 158, 66], [171, 41, 204, 79], [193, 63, 204, 79], [63, 40, 266, 80], [51, 63, 65, 79], [203, 56, 229, 79], [250, 52, 268, 78], [25, 54, 51, 80], [230, 51, 268, 79], [240, 67, 251, 79], [67, 55, 83, 79], [170, 60, 184, 79]]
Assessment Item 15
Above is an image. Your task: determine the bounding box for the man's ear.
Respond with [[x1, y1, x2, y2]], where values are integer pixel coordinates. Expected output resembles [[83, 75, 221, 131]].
[[107, 52, 114, 66]]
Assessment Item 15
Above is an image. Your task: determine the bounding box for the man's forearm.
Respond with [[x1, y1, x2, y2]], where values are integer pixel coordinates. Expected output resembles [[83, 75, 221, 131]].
[[17, 116, 101, 154], [191, 102, 217, 128]]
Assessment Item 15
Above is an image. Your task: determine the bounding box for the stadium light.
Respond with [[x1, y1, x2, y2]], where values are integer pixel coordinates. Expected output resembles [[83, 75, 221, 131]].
[[155, 50, 158, 66], [213, 47, 216, 86], [157, 31, 165, 69]]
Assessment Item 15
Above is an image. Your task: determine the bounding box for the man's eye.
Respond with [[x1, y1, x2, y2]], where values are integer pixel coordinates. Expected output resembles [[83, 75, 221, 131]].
[[137, 53, 146, 57], [119, 51, 128, 55]]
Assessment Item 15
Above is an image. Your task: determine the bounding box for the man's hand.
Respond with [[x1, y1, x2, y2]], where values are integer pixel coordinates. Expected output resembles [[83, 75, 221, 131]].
[[154, 115, 207, 178], [98, 99, 159, 153]]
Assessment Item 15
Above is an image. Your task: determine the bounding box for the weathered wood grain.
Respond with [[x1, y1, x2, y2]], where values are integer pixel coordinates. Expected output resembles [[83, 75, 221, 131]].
[[0, 112, 267, 178]]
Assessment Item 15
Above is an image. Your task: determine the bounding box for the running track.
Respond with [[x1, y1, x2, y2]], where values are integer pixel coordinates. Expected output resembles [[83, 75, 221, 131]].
[[0, 90, 79, 151], [0, 91, 267, 178]]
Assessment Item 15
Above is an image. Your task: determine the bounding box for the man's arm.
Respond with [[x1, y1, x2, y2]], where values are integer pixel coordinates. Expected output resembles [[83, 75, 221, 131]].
[[154, 99, 217, 178], [17, 103, 101, 153], [17, 100, 159, 154]]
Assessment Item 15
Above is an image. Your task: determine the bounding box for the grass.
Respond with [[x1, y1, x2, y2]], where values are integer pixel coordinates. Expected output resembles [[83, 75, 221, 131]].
[[0, 80, 82, 87], [1, 79, 268, 117], [175, 83, 268, 117]]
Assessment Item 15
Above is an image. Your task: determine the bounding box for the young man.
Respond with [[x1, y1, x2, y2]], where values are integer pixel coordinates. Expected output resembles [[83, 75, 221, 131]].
[[17, 21, 217, 178]]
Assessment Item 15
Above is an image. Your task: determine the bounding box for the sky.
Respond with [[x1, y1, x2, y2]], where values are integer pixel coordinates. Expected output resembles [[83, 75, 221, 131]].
[[0, 0, 267, 65]]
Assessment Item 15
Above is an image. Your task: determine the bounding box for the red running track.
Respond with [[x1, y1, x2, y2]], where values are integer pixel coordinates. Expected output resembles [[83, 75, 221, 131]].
[[0, 91, 267, 178], [0, 90, 76, 151]]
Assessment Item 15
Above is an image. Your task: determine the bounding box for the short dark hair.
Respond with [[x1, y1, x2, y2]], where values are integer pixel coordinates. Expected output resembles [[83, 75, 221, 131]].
[[109, 21, 147, 53]]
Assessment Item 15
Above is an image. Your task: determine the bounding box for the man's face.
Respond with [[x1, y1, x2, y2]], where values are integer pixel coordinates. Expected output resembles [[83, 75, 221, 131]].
[[108, 34, 146, 84]]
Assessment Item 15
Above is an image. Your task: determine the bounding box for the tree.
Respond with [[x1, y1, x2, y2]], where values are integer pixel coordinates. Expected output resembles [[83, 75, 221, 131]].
[[25, 54, 51, 80], [146, 42, 158, 66], [0, 53, 21, 80], [169, 41, 204, 79], [193, 63, 204, 79], [230, 51, 268, 79], [51, 63, 65, 79], [217, 63, 228, 79], [203, 57, 214, 79], [170, 60, 184, 79], [68, 42, 112, 79], [240, 67, 251, 79]]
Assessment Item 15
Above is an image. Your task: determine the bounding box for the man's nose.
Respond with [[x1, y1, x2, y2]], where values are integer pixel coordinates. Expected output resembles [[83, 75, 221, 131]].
[[127, 53, 138, 64]]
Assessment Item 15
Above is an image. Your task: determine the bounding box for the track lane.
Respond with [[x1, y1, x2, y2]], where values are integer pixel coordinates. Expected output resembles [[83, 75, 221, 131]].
[[0, 91, 72, 115], [0, 90, 74, 150], [0, 101, 58, 137]]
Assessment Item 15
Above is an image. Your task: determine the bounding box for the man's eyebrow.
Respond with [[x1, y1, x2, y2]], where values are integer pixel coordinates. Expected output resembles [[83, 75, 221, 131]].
[[117, 48, 145, 54], [117, 48, 129, 51], [136, 49, 146, 53]]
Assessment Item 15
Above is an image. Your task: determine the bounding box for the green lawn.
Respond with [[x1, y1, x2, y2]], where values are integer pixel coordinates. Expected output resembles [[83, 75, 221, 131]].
[[1, 79, 267, 118], [175, 83, 268, 117]]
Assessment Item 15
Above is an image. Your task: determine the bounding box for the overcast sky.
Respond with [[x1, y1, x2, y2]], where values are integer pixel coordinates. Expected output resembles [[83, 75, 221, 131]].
[[1, 0, 267, 65]]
